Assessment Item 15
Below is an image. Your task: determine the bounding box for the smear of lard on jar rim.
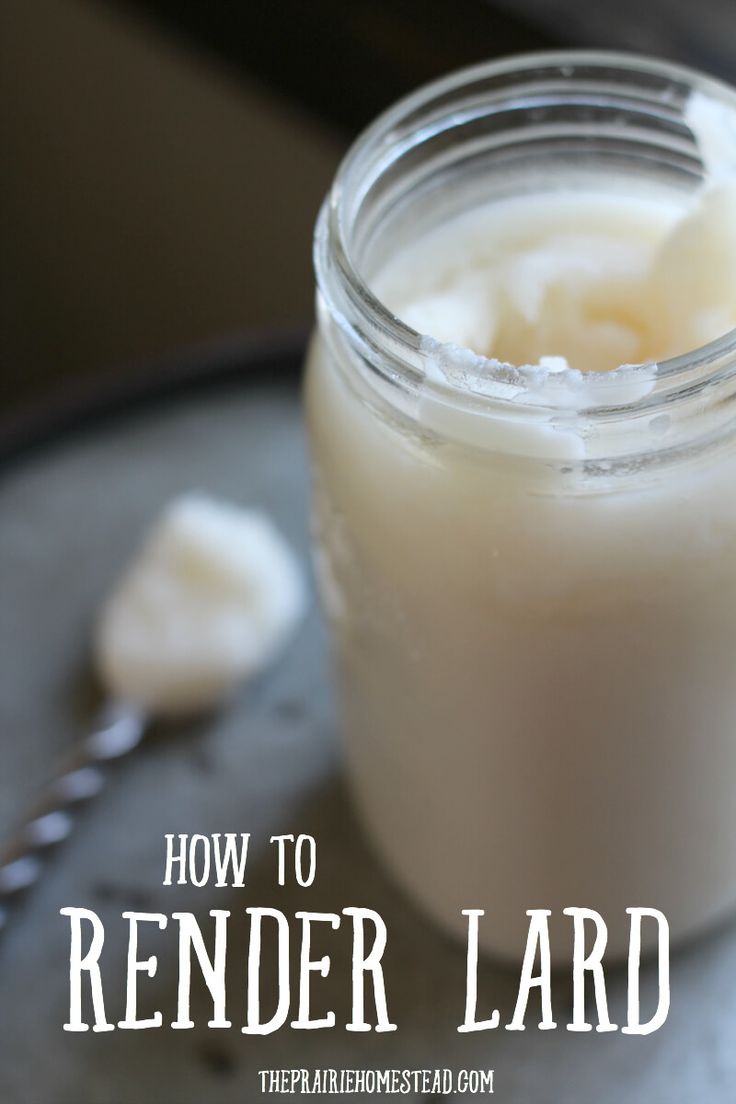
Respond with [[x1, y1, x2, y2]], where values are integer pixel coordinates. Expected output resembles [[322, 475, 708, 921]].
[[373, 90, 736, 459]]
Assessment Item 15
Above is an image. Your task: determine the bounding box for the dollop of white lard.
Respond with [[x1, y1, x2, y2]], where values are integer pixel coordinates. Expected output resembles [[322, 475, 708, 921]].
[[373, 89, 736, 387], [95, 495, 306, 715]]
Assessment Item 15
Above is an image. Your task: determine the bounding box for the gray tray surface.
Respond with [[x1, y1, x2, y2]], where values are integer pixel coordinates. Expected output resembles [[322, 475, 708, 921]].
[[0, 378, 734, 1104]]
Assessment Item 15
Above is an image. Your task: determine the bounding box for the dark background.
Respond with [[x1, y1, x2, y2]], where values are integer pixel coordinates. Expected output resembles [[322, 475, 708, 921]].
[[2, 0, 735, 413]]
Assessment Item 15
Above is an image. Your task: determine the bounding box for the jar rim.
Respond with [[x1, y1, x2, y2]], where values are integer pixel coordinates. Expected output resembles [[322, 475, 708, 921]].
[[315, 50, 736, 454]]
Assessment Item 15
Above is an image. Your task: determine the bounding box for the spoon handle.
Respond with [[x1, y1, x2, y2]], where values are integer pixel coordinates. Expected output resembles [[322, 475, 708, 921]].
[[0, 701, 147, 933]]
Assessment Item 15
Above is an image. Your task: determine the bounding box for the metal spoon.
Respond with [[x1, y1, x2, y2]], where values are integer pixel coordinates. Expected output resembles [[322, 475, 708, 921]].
[[0, 494, 305, 935], [0, 702, 146, 931]]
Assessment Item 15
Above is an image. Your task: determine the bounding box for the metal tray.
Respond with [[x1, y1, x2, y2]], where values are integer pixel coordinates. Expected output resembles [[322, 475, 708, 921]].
[[0, 335, 733, 1103]]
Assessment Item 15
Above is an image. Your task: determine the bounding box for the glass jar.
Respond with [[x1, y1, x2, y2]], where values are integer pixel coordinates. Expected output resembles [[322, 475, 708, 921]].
[[305, 51, 736, 960]]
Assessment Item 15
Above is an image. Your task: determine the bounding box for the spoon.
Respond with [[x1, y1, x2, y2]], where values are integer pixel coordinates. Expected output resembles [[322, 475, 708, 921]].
[[0, 494, 306, 932]]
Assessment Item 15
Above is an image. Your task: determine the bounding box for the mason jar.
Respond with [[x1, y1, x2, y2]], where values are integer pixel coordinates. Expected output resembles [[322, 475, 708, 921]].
[[305, 51, 736, 960]]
